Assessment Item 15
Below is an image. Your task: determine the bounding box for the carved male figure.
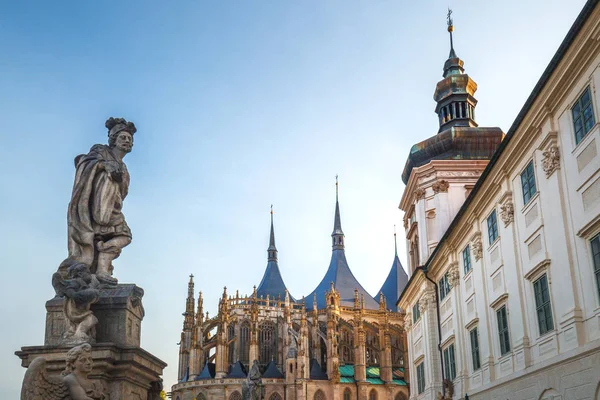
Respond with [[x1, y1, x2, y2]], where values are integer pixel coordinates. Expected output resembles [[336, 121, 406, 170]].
[[62, 117, 136, 285]]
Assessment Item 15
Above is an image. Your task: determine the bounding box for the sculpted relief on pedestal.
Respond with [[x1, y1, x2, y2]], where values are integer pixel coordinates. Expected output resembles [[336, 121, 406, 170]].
[[21, 343, 107, 400]]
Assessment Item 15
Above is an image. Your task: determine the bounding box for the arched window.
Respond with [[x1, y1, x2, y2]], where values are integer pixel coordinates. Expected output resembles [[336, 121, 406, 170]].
[[259, 321, 276, 365], [343, 388, 352, 400], [196, 394, 207, 400], [239, 321, 250, 365], [269, 393, 283, 400], [391, 334, 403, 367], [314, 389, 326, 400], [339, 327, 354, 364], [228, 323, 236, 364], [229, 391, 242, 400], [394, 393, 407, 400], [365, 330, 379, 366], [369, 389, 378, 400]]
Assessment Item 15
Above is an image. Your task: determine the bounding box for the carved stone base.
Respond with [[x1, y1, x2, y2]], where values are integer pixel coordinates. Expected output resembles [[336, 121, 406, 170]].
[[16, 343, 166, 400], [45, 284, 145, 347]]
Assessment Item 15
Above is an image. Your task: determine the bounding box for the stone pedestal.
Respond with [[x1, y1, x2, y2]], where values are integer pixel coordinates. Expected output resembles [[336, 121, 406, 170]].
[[16, 283, 166, 400]]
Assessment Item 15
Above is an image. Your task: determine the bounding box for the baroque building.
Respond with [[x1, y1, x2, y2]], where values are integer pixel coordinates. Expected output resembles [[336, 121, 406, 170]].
[[171, 191, 410, 400], [398, 2, 600, 400]]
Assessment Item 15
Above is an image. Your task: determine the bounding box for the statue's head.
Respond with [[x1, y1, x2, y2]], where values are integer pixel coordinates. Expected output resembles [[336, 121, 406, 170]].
[[106, 117, 136, 154], [63, 343, 93, 375], [67, 262, 92, 283]]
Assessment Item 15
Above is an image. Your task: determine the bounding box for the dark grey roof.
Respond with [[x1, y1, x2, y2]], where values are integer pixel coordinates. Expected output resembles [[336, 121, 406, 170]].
[[196, 362, 215, 380], [226, 361, 247, 378], [262, 360, 284, 379], [309, 359, 328, 380], [305, 197, 378, 310], [377, 254, 409, 312], [305, 249, 379, 310], [256, 212, 295, 301]]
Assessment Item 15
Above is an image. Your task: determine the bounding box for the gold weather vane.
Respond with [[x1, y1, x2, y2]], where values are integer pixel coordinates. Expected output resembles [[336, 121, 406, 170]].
[[447, 8, 453, 31]]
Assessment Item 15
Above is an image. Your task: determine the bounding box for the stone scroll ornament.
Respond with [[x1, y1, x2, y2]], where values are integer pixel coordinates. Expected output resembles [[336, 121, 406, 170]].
[[242, 360, 265, 400], [59, 117, 136, 287], [21, 343, 107, 400]]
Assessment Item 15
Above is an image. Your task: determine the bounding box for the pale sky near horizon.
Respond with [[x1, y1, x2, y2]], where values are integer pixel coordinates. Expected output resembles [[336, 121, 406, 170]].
[[0, 0, 587, 396]]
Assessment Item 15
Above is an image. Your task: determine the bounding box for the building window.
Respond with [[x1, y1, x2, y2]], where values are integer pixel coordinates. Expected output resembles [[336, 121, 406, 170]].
[[259, 321, 276, 365], [416, 362, 425, 394], [521, 161, 537, 205], [572, 86, 595, 145], [463, 245, 472, 274], [443, 343, 456, 381], [439, 273, 451, 301], [469, 327, 481, 371], [533, 274, 554, 335], [592, 235, 600, 301], [343, 389, 352, 400], [369, 389, 378, 400], [413, 302, 421, 323], [496, 306, 511, 355], [487, 210, 499, 245], [314, 390, 326, 400]]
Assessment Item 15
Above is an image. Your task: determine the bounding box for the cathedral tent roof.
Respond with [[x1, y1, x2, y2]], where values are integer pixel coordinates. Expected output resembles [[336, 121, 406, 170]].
[[309, 359, 328, 380], [195, 362, 215, 380], [226, 361, 247, 378], [305, 186, 378, 310], [262, 360, 284, 379], [256, 209, 295, 301], [377, 253, 409, 312]]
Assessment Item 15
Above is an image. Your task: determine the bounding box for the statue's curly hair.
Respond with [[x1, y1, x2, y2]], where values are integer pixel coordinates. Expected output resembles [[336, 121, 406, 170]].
[[62, 343, 93, 375], [105, 117, 136, 147]]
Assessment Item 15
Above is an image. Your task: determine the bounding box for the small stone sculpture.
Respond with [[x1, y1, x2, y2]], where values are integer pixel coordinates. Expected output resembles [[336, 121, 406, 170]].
[[242, 360, 265, 400], [21, 343, 106, 400], [52, 261, 100, 345], [61, 117, 136, 286]]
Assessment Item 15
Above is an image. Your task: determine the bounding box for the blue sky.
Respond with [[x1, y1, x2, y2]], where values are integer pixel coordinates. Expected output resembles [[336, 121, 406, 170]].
[[0, 0, 586, 396]]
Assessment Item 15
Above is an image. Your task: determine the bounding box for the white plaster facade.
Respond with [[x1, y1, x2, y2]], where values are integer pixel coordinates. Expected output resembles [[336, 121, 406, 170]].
[[398, 2, 600, 399]]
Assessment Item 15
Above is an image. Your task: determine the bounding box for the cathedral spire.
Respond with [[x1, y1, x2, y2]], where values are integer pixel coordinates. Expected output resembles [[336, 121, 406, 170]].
[[268, 205, 277, 262], [183, 274, 195, 330], [332, 176, 345, 250]]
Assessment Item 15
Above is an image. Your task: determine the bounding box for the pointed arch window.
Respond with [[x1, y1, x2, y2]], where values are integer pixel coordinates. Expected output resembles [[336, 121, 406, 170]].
[[239, 321, 250, 365], [314, 389, 326, 400], [259, 321, 276, 365], [343, 389, 352, 400], [391, 333, 403, 367], [369, 389, 378, 400], [228, 323, 236, 364]]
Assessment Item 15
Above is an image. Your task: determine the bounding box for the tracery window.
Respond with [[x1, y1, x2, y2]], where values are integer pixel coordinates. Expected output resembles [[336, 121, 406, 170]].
[[228, 323, 236, 364], [259, 321, 276, 365], [314, 389, 326, 400], [343, 389, 352, 400], [339, 327, 354, 364], [239, 321, 250, 365], [391, 334, 403, 367], [229, 391, 242, 400], [365, 330, 379, 366]]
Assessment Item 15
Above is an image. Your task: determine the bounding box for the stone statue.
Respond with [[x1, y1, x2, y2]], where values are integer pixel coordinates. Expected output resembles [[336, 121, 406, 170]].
[[21, 343, 107, 400], [242, 360, 264, 400], [61, 117, 136, 286], [52, 260, 100, 344]]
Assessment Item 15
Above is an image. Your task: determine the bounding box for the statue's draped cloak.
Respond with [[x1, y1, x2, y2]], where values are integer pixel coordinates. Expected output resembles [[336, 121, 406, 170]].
[[67, 144, 131, 270]]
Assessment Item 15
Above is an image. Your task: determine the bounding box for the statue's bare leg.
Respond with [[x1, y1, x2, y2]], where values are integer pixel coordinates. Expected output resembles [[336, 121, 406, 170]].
[[96, 236, 131, 283]]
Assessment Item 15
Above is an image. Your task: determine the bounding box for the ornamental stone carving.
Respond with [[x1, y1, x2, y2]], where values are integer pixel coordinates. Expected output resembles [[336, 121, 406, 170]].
[[418, 290, 436, 314], [432, 180, 450, 193], [404, 313, 412, 330], [414, 188, 426, 200], [500, 201, 514, 227], [471, 233, 483, 261], [447, 263, 460, 288], [542, 145, 560, 178]]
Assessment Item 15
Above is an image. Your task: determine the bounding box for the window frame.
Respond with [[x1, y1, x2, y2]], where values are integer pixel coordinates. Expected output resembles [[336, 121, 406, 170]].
[[520, 160, 537, 206], [442, 343, 456, 381], [463, 245, 472, 275], [572, 86, 596, 145], [533, 274, 554, 336], [592, 234, 600, 302], [439, 273, 451, 301], [416, 362, 426, 394], [487, 210, 499, 245], [469, 327, 481, 371], [412, 302, 421, 323], [496, 305, 511, 356]]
